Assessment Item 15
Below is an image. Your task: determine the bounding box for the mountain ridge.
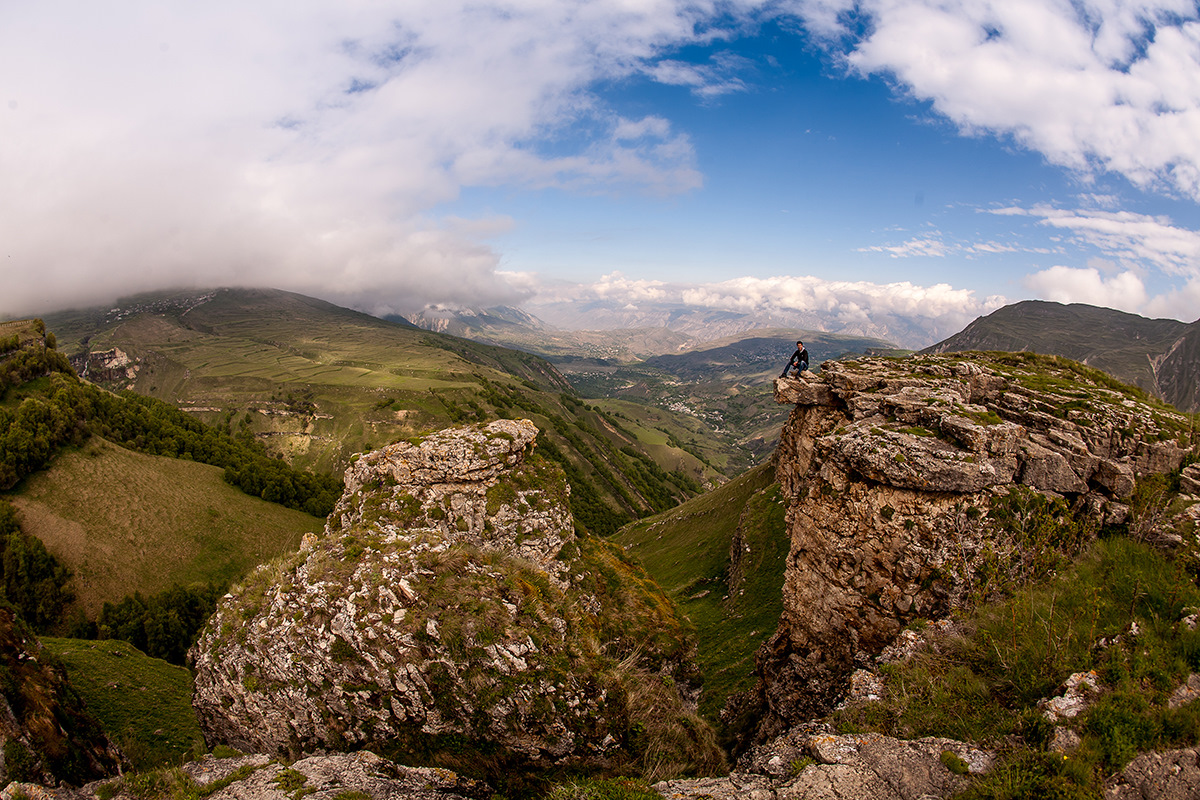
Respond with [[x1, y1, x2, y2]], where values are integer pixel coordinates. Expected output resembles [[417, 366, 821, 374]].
[[924, 300, 1200, 411], [37, 287, 728, 534]]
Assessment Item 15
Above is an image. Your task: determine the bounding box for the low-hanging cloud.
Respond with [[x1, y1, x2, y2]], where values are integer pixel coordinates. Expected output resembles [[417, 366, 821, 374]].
[[526, 271, 1005, 346], [0, 1, 720, 318], [1023, 266, 1149, 313]]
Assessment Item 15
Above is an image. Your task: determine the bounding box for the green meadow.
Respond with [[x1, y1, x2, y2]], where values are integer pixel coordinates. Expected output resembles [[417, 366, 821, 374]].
[[8, 437, 321, 615], [615, 462, 789, 721], [41, 637, 203, 771]]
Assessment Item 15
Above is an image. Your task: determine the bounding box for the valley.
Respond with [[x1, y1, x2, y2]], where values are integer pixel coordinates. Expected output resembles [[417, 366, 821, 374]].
[[1, 293, 1199, 800], [41, 288, 731, 536]]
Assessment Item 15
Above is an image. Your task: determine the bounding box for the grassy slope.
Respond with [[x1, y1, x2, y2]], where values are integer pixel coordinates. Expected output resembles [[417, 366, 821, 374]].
[[41, 637, 202, 771], [6, 437, 322, 614], [48, 290, 498, 472], [43, 289, 724, 518], [833, 532, 1200, 797], [614, 462, 789, 719]]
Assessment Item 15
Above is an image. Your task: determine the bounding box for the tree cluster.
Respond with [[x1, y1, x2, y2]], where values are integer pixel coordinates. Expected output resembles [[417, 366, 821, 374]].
[[0, 340, 341, 515], [70, 582, 226, 666], [0, 343, 74, 395], [0, 500, 74, 632], [0, 496, 220, 662]]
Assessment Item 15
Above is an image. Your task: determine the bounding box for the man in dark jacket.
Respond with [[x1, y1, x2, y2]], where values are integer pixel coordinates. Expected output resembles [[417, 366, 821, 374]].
[[780, 340, 809, 377]]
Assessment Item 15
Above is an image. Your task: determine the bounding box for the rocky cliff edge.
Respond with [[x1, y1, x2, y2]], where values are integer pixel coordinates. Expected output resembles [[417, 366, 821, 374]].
[[760, 352, 1194, 733]]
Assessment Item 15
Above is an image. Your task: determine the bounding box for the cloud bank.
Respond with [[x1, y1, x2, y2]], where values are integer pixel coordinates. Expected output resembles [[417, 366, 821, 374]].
[[1, 1, 719, 317], [521, 271, 1004, 347], [3, 0, 1199, 332]]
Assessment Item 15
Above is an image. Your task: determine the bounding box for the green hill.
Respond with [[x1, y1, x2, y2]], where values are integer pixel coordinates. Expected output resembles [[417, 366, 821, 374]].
[[44, 288, 569, 473], [7, 437, 323, 615], [925, 300, 1200, 412], [40, 637, 203, 771], [40, 288, 720, 534], [614, 462, 788, 726]]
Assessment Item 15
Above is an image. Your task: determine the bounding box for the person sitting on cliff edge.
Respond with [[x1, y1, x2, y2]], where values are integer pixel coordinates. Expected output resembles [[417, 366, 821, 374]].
[[780, 340, 809, 378]]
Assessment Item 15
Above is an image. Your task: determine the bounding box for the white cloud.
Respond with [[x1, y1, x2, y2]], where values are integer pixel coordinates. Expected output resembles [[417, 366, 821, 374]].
[[1023, 265, 1148, 311], [1024, 206, 1200, 276], [794, 0, 1200, 200], [987, 203, 1200, 315], [859, 232, 1027, 258], [1145, 279, 1200, 321], [646, 51, 754, 98], [0, 0, 730, 318], [860, 237, 952, 258], [528, 270, 1003, 346]]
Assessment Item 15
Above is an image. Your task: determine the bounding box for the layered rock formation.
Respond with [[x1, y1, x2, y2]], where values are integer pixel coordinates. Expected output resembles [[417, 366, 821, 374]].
[[760, 353, 1193, 733], [191, 419, 722, 777]]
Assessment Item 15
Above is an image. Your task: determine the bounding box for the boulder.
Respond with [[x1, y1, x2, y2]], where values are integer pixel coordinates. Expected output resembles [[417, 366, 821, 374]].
[[191, 420, 722, 779], [655, 727, 992, 800], [1107, 749, 1200, 800], [1181, 464, 1200, 497]]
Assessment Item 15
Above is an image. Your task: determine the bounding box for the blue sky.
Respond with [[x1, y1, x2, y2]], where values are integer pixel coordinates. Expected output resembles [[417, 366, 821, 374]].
[[3, 2, 1200, 344]]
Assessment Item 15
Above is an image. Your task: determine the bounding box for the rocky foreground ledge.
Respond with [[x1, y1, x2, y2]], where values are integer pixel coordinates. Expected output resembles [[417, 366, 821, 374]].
[[760, 353, 1195, 729]]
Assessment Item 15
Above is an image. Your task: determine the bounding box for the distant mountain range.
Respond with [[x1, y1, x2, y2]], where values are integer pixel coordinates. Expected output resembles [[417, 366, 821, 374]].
[[394, 304, 907, 365], [397, 298, 1199, 415], [399, 298, 954, 353], [924, 300, 1200, 412]]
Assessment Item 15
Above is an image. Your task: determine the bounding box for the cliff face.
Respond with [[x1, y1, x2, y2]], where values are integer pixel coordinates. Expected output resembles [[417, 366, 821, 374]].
[[191, 419, 722, 778], [760, 353, 1194, 734]]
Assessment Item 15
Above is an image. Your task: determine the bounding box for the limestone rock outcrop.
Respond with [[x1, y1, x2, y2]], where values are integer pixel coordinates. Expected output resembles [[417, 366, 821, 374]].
[[759, 353, 1193, 731], [191, 419, 722, 777], [1107, 748, 1200, 799], [655, 725, 992, 800], [2, 751, 487, 800]]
